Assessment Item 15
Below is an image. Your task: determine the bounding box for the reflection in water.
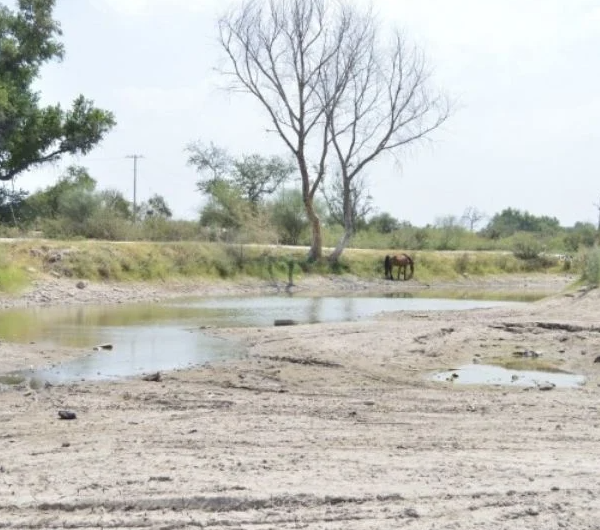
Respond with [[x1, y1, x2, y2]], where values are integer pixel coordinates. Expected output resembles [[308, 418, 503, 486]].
[[383, 292, 414, 299], [1, 293, 526, 384]]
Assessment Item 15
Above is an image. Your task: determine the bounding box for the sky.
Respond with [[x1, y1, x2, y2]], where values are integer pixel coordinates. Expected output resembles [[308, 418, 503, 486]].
[[6, 0, 600, 227]]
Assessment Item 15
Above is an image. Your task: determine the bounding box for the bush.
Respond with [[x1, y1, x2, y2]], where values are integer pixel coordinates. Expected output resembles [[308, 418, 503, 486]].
[[581, 249, 600, 286], [512, 233, 544, 260]]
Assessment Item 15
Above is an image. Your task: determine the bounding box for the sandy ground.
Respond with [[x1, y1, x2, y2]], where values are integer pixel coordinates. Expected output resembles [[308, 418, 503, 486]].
[[1, 272, 600, 529]]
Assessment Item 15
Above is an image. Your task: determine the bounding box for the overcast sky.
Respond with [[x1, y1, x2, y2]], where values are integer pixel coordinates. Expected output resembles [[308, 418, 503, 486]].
[[10, 0, 600, 227]]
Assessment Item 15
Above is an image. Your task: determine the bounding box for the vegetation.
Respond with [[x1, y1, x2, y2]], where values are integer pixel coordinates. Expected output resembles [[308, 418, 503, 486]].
[[218, 0, 449, 261], [0, 239, 583, 289], [1, 1, 597, 293], [580, 248, 600, 287], [0, 0, 115, 182]]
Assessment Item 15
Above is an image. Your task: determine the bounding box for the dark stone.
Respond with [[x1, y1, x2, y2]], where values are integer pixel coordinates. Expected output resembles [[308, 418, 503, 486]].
[[274, 319, 297, 326]]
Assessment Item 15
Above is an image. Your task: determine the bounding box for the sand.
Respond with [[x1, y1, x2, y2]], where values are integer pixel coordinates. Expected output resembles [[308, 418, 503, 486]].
[[1, 272, 599, 529]]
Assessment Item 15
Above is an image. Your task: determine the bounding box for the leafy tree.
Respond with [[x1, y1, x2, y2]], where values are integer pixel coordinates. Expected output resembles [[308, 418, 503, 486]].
[[232, 154, 295, 206], [199, 180, 251, 231], [270, 189, 310, 245], [24, 165, 96, 221], [186, 140, 231, 193], [484, 208, 561, 238], [368, 212, 401, 234], [98, 189, 132, 219], [143, 194, 173, 219], [186, 140, 293, 205], [56, 184, 99, 224], [218, 0, 450, 261], [564, 222, 596, 252], [0, 0, 115, 182]]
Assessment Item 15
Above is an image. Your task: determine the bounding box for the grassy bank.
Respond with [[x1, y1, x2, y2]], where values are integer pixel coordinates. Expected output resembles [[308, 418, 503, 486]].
[[0, 239, 578, 293]]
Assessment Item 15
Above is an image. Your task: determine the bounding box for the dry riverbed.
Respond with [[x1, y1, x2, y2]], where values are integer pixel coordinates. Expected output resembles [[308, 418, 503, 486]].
[[1, 272, 600, 529]]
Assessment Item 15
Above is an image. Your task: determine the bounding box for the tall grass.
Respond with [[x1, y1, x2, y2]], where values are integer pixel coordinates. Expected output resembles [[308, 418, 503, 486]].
[[0, 247, 28, 292]]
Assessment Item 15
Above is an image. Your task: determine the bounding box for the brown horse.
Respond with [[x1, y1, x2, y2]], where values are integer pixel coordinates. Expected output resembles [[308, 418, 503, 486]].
[[384, 253, 414, 281]]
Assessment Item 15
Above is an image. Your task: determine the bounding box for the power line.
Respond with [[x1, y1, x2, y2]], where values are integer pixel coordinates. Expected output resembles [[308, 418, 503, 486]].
[[126, 154, 144, 222]]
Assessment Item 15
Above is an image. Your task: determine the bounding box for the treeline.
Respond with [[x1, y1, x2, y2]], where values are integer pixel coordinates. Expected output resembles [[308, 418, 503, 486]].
[[0, 163, 597, 259]]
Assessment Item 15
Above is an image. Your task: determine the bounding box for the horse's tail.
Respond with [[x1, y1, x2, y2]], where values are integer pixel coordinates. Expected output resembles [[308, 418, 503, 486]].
[[384, 255, 391, 278], [404, 253, 414, 280]]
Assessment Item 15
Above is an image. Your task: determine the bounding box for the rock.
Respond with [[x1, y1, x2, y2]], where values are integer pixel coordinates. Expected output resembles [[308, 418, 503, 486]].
[[537, 382, 556, 391], [274, 319, 297, 326], [93, 343, 113, 351], [594, 355, 600, 363], [76, 281, 87, 289], [142, 372, 162, 382], [404, 507, 420, 518], [513, 349, 541, 358], [58, 410, 77, 420]]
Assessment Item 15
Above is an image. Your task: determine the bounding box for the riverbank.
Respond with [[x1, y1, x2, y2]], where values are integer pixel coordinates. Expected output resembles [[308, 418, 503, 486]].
[[0, 270, 577, 310], [1, 272, 599, 529]]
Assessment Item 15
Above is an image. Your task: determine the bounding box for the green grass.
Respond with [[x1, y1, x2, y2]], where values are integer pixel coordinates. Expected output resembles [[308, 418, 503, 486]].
[[0, 246, 29, 293], [0, 239, 578, 293], [0, 374, 26, 385]]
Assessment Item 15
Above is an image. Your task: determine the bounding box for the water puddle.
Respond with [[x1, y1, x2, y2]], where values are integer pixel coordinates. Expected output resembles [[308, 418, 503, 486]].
[[430, 364, 586, 388], [0, 294, 525, 385]]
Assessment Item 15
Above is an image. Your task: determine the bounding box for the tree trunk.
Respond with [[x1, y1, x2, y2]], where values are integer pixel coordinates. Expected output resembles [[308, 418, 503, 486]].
[[305, 197, 323, 261], [328, 177, 353, 263], [329, 228, 352, 263]]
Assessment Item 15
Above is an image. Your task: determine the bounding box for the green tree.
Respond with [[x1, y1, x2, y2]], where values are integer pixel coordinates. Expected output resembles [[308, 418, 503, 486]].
[[0, 0, 115, 182], [232, 154, 294, 206], [270, 188, 309, 245], [368, 212, 401, 234], [564, 222, 596, 252], [142, 194, 173, 219], [199, 180, 250, 231], [24, 165, 96, 221], [484, 208, 561, 238], [98, 189, 132, 219], [187, 140, 293, 206]]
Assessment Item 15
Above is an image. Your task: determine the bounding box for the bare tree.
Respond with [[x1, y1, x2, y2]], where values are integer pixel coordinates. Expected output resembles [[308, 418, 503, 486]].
[[461, 206, 487, 232], [218, 0, 450, 260]]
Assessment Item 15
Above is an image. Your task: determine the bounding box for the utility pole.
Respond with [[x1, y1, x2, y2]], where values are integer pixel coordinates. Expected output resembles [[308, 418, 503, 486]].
[[126, 154, 144, 222]]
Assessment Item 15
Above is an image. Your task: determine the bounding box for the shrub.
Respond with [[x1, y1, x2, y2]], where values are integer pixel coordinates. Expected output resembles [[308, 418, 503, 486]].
[[581, 248, 600, 286], [512, 233, 544, 260]]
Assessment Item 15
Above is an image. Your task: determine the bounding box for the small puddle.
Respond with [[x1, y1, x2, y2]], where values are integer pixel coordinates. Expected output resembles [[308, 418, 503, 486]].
[[430, 364, 586, 388]]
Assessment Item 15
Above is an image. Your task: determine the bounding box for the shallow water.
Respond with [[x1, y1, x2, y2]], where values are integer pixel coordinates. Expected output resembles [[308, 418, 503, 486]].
[[1, 293, 524, 384], [430, 364, 585, 388]]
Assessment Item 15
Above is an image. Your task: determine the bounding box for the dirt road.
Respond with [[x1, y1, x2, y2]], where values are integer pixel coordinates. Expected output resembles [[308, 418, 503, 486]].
[[1, 274, 599, 529]]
